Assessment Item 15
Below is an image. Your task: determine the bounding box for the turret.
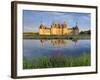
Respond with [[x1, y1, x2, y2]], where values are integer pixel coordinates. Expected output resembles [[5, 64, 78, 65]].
[[40, 24, 44, 28], [75, 22, 79, 29], [73, 22, 79, 35], [63, 21, 67, 27]]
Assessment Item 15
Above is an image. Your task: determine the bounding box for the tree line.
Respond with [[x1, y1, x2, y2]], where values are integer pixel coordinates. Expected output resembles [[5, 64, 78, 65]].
[[79, 30, 91, 35]]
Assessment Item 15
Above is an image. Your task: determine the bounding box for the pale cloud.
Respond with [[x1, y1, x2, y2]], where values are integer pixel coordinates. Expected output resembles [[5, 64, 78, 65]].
[[23, 10, 90, 32], [24, 26, 38, 32]]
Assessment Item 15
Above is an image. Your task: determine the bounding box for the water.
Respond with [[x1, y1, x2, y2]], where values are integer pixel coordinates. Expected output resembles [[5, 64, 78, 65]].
[[23, 39, 91, 59]]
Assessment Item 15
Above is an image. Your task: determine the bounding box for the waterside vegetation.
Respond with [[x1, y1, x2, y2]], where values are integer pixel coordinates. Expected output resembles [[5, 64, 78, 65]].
[[23, 30, 90, 39], [23, 53, 90, 69]]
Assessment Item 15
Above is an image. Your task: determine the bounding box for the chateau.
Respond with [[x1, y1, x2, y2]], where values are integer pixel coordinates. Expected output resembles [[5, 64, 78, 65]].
[[39, 22, 79, 35]]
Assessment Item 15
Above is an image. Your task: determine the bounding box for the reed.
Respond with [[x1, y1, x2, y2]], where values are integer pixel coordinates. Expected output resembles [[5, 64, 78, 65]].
[[23, 52, 90, 69]]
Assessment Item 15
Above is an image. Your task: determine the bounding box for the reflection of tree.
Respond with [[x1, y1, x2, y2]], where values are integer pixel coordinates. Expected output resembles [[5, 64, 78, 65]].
[[40, 39, 78, 47], [72, 39, 78, 47]]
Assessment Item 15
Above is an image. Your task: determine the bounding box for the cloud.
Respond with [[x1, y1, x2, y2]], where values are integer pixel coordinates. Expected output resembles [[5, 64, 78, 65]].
[[23, 10, 91, 32], [23, 26, 38, 32]]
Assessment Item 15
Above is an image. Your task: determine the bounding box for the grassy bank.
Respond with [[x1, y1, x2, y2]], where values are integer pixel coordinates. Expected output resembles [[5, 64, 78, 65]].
[[23, 53, 91, 69], [23, 34, 90, 40]]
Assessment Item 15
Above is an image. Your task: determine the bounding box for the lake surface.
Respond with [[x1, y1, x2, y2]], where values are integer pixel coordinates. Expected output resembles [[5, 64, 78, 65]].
[[23, 39, 91, 59]]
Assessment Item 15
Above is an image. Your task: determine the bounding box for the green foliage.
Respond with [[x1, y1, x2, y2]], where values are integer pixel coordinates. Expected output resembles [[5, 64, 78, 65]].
[[79, 30, 91, 35], [23, 53, 91, 69], [23, 32, 39, 36]]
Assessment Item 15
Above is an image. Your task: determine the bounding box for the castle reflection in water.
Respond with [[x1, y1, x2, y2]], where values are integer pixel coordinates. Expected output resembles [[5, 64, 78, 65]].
[[40, 39, 78, 47]]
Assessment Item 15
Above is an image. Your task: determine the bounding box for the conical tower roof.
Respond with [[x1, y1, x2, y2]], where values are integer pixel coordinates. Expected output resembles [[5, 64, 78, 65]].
[[40, 23, 45, 28]]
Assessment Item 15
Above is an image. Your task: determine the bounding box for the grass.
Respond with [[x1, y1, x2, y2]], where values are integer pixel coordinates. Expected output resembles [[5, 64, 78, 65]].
[[23, 32, 39, 36], [23, 34, 90, 39], [23, 52, 91, 69]]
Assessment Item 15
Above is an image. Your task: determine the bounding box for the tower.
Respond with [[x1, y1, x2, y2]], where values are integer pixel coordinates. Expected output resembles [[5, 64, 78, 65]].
[[39, 23, 45, 35], [74, 22, 79, 35], [62, 21, 68, 35]]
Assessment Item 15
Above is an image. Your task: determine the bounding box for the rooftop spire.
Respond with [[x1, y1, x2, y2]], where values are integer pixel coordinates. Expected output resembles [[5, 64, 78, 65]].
[[75, 21, 78, 27], [76, 22, 78, 26], [74, 21, 79, 29], [64, 21, 66, 24]]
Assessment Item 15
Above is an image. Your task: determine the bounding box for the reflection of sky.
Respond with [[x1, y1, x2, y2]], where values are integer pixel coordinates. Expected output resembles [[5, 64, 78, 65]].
[[23, 39, 90, 59], [23, 10, 91, 32]]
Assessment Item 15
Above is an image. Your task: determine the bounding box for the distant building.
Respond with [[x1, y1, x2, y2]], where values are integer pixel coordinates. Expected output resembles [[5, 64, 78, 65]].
[[39, 22, 79, 35]]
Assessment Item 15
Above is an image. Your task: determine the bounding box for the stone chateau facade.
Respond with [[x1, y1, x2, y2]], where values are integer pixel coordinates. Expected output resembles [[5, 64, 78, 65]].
[[39, 22, 79, 35]]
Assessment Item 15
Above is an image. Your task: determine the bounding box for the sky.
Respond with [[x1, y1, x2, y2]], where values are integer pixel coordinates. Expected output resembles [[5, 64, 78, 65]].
[[23, 10, 91, 32]]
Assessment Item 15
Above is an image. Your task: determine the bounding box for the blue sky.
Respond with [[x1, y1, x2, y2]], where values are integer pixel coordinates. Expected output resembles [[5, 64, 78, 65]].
[[23, 10, 91, 32]]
